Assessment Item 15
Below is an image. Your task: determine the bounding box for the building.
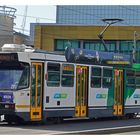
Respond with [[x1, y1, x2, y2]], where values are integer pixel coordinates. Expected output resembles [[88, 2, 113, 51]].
[[32, 5, 140, 63], [0, 6, 16, 47], [0, 5, 31, 47], [13, 32, 31, 46], [56, 5, 140, 26]]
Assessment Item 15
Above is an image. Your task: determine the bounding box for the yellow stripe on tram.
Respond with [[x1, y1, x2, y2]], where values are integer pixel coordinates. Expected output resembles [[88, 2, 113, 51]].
[[16, 105, 30, 108]]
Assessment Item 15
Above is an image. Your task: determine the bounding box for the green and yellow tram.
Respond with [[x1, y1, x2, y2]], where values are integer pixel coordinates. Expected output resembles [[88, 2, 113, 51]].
[[0, 44, 140, 124]]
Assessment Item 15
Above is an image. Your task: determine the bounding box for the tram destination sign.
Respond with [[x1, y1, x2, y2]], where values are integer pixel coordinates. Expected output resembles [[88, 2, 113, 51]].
[[0, 53, 18, 61]]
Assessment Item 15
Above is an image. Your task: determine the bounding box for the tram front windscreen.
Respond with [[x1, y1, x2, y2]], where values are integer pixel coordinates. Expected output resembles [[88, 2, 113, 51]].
[[0, 62, 29, 90]]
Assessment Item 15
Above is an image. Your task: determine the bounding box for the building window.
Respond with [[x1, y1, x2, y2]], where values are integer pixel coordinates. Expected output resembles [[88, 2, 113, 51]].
[[84, 41, 116, 52], [55, 39, 79, 51], [120, 40, 140, 63], [119, 41, 133, 55]]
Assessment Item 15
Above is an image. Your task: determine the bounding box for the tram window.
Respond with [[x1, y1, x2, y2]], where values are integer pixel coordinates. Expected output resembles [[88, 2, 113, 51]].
[[127, 78, 135, 85], [91, 77, 101, 88], [136, 78, 140, 87], [126, 70, 135, 87], [61, 64, 74, 87], [91, 67, 101, 88], [136, 71, 140, 77], [47, 63, 60, 87], [126, 70, 135, 77], [103, 68, 112, 88], [103, 68, 112, 77], [136, 71, 140, 88], [17, 65, 29, 89], [91, 67, 101, 76], [31, 65, 36, 107]]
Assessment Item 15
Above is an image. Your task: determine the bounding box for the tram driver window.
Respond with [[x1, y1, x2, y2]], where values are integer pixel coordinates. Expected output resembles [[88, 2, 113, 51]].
[[91, 67, 101, 88], [47, 63, 60, 87]]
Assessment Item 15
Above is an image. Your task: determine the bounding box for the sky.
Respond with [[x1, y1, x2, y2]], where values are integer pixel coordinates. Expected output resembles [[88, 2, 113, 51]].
[[11, 5, 56, 35]]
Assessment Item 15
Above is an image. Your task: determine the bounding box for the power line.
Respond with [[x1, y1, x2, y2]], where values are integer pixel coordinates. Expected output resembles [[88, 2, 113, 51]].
[[13, 5, 140, 32], [119, 6, 140, 15], [14, 6, 140, 24], [15, 14, 56, 21], [0, 7, 140, 39], [1, 6, 140, 43], [59, 6, 104, 23], [58, 6, 140, 26], [0, 23, 139, 39], [13, 6, 140, 34], [14, 27, 30, 33]]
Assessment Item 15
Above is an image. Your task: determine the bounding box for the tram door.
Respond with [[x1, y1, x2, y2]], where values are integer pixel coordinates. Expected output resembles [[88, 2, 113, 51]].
[[30, 62, 43, 120], [75, 66, 88, 117], [113, 69, 124, 116]]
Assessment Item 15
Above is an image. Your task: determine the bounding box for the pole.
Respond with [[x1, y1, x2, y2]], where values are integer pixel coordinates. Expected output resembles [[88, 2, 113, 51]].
[[98, 18, 123, 52], [133, 31, 137, 63], [98, 23, 111, 51]]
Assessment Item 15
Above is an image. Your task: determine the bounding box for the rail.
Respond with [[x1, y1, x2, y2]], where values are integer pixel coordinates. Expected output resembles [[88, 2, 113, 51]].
[[0, 6, 16, 19]]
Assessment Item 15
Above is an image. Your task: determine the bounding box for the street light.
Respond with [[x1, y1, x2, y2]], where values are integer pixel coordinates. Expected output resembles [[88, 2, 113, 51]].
[[98, 18, 124, 51]]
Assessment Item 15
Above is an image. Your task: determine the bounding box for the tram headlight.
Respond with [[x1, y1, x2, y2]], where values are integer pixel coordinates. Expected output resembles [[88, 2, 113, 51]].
[[5, 105, 9, 109], [4, 104, 15, 109]]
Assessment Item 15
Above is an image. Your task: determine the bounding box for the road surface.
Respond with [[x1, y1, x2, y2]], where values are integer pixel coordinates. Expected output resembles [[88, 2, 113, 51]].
[[0, 117, 140, 135]]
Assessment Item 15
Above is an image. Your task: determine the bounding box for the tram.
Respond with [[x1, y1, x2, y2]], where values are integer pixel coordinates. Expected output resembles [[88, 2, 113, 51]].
[[0, 44, 140, 123]]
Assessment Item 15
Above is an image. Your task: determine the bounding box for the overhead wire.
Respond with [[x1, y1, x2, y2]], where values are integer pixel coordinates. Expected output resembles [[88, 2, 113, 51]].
[[1, 6, 140, 39], [119, 6, 140, 15], [0, 23, 139, 40], [56, 6, 140, 38], [58, 6, 140, 26], [15, 14, 56, 22], [13, 6, 140, 32]]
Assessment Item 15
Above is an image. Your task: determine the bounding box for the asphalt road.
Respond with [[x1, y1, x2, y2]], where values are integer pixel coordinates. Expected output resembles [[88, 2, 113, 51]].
[[0, 117, 140, 135]]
